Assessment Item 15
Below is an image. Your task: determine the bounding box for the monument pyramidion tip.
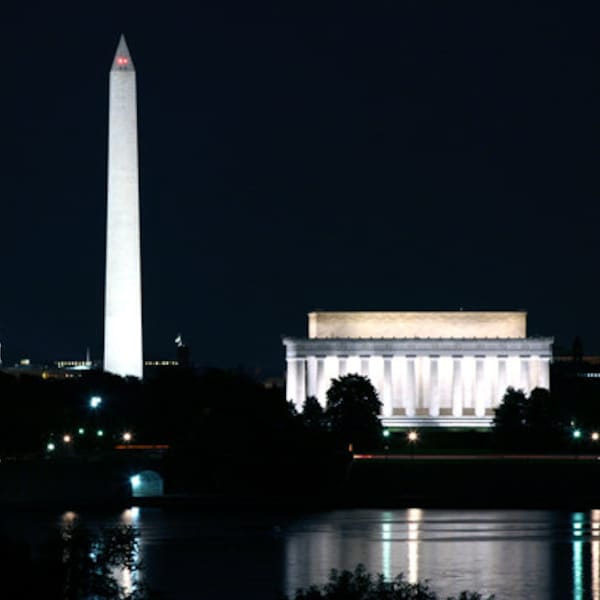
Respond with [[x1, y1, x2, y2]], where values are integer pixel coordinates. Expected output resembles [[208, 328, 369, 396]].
[[112, 34, 134, 71]]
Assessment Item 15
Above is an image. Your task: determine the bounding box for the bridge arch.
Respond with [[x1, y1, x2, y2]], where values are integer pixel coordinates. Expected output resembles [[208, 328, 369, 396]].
[[130, 470, 164, 497]]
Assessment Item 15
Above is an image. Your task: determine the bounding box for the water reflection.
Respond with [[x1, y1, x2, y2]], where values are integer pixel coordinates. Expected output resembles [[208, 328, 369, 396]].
[[117, 506, 141, 595], [284, 509, 555, 598], [407, 508, 421, 584], [8, 507, 600, 599], [381, 512, 392, 580], [573, 512, 584, 600], [592, 510, 600, 600]]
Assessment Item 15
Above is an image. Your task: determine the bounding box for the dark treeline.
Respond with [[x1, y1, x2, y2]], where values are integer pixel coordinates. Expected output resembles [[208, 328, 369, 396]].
[[2, 365, 600, 461], [0, 368, 292, 455], [0, 368, 351, 495]]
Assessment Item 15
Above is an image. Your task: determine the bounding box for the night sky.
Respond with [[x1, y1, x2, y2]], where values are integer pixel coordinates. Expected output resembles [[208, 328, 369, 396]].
[[1, 2, 599, 374]]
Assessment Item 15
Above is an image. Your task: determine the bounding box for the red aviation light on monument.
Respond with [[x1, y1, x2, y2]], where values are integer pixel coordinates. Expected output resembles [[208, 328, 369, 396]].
[[111, 35, 134, 72]]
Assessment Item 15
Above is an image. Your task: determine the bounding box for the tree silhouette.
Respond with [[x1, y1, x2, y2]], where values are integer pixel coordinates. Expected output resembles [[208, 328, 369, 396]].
[[325, 374, 382, 450], [302, 396, 325, 430]]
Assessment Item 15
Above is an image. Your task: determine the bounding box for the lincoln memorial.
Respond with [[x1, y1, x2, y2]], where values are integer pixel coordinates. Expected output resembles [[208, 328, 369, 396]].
[[283, 311, 553, 427]]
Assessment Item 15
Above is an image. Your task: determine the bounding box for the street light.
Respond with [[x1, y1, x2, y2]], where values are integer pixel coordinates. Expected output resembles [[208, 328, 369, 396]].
[[573, 429, 582, 440], [90, 396, 102, 409], [592, 432, 599, 442], [407, 430, 419, 460], [63, 435, 72, 444], [78, 428, 85, 435], [47, 442, 55, 452], [97, 429, 104, 437], [122, 432, 132, 443]]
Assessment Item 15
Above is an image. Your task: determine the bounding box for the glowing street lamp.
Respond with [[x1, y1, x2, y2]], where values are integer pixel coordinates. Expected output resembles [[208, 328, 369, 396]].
[[122, 432, 132, 443], [383, 429, 390, 438], [592, 432, 599, 442], [78, 428, 85, 435], [97, 429, 104, 437], [573, 429, 582, 440], [63, 435, 72, 444], [407, 430, 419, 460], [47, 442, 55, 452], [90, 396, 102, 409]]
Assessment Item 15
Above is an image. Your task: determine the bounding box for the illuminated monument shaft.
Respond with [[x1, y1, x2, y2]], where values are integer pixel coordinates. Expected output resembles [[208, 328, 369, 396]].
[[104, 35, 143, 378]]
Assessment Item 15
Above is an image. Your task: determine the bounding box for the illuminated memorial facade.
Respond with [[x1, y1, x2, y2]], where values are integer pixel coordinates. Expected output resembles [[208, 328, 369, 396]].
[[283, 311, 553, 427]]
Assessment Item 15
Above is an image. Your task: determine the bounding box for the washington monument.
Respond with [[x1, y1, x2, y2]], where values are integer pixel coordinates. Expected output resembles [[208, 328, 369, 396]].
[[104, 35, 143, 378]]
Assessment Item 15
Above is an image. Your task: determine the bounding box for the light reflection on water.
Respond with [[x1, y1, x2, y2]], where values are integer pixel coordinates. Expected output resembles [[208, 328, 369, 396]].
[[282, 509, 600, 599], [6, 507, 600, 599], [57, 507, 142, 597]]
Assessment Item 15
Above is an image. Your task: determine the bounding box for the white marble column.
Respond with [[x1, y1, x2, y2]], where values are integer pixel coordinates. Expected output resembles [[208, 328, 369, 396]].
[[497, 357, 508, 405], [529, 356, 541, 391], [369, 355, 384, 400], [475, 357, 486, 417], [405, 357, 417, 417], [452, 357, 463, 417], [286, 358, 298, 406], [462, 356, 475, 412], [286, 358, 305, 411], [338, 356, 348, 377], [324, 355, 340, 392], [306, 356, 318, 399], [429, 357, 440, 417], [418, 357, 430, 414], [347, 355, 361, 375], [438, 356, 453, 412], [316, 357, 326, 407], [507, 355, 521, 390], [484, 356, 498, 411], [519, 356, 530, 392], [392, 356, 405, 415], [360, 355, 370, 377], [539, 357, 550, 389], [382, 356, 393, 417]]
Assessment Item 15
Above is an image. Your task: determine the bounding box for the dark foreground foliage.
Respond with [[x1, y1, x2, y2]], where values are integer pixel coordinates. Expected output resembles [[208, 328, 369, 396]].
[[284, 564, 494, 600], [2, 521, 161, 599]]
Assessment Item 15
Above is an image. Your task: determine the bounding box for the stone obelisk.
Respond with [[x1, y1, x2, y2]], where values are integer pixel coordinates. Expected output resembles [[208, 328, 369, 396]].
[[104, 35, 143, 378]]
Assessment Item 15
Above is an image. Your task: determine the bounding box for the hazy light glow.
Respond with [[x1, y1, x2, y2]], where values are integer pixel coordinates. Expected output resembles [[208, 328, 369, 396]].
[[121, 506, 140, 525], [573, 429, 582, 439], [47, 442, 55, 451], [90, 396, 102, 409], [97, 429, 104, 437], [130, 475, 141, 489], [592, 432, 599, 441], [123, 432, 132, 442], [63, 435, 71, 443], [407, 431, 419, 443], [78, 428, 85, 435]]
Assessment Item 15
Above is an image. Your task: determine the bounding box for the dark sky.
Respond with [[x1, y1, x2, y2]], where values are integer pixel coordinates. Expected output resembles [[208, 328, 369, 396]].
[[1, 2, 599, 373]]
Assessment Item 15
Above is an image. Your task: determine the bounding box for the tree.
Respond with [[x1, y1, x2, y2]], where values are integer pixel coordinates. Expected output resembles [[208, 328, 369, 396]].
[[493, 387, 561, 449], [2, 522, 159, 599], [492, 387, 526, 434], [302, 396, 325, 430], [325, 374, 382, 450], [285, 564, 494, 600]]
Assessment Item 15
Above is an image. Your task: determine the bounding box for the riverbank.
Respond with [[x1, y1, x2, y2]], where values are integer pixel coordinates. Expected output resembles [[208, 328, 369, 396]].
[[3, 453, 600, 510]]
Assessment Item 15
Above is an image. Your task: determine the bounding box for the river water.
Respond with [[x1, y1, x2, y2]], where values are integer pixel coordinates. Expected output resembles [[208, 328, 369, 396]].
[[3, 507, 599, 599]]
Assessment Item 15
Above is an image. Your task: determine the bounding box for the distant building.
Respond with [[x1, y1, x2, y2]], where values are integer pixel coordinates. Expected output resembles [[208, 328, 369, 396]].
[[283, 311, 553, 428]]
